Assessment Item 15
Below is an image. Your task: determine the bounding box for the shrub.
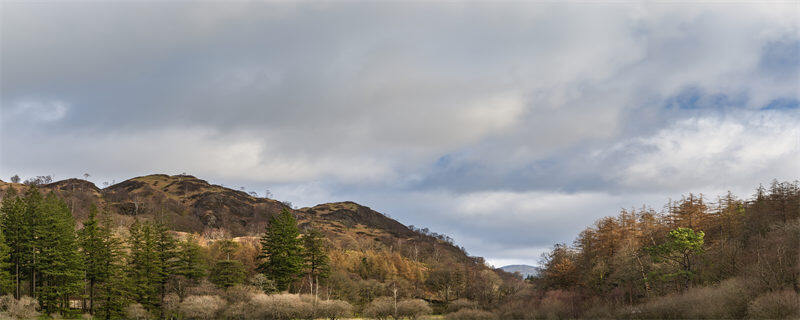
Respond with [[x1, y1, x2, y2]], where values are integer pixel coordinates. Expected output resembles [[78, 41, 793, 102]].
[[163, 293, 181, 319], [221, 301, 249, 320], [249, 293, 313, 320], [447, 298, 478, 313], [179, 295, 227, 320], [363, 297, 395, 320], [446, 308, 498, 320], [0, 295, 40, 319], [622, 278, 750, 319], [539, 289, 579, 319], [249, 274, 277, 293], [316, 299, 353, 320], [124, 303, 151, 320], [747, 289, 800, 319], [224, 285, 261, 304], [397, 299, 432, 320]]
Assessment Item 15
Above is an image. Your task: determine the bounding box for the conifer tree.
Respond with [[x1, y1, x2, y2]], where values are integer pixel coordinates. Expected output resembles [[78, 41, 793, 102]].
[[302, 229, 330, 300], [79, 205, 113, 314], [0, 228, 13, 295], [172, 235, 206, 299], [210, 239, 245, 288], [36, 193, 84, 314], [128, 220, 177, 318], [0, 187, 26, 298], [95, 211, 129, 320], [128, 220, 162, 312], [258, 209, 304, 291]]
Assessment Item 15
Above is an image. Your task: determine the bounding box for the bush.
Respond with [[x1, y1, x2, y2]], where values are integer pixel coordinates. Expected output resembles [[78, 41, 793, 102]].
[[538, 290, 579, 319], [249, 293, 313, 320], [747, 289, 800, 319], [224, 285, 261, 304], [446, 308, 498, 320], [0, 295, 40, 319], [221, 301, 249, 320], [397, 299, 432, 320], [447, 298, 478, 313], [124, 303, 151, 320], [622, 278, 750, 319], [363, 297, 395, 320], [179, 295, 227, 320], [316, 299, 353, 320]]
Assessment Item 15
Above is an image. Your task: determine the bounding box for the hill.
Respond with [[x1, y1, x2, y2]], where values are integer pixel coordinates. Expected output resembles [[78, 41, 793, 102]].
[[0, 174, 509, 306], [500, 264, 541, 279]]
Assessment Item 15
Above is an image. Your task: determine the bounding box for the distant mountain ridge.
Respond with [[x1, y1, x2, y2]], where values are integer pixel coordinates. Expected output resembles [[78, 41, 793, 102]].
[[500, 264, 541, 279]]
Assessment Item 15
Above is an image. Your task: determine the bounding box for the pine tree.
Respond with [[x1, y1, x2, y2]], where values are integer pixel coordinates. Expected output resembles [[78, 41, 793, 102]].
[[36, 193, 84, 314], [127, 220, 161, 312], [173, 235, 206, 299], [127, 220, 177, 317], [302, 229, 330, 300], [0, 228, 13, 295], [78, 205, 114, 314], [0, 187, 26, 298], [95, 211, 129, 320], [258, 209, 304, 291], [210, 259, 246, 288]]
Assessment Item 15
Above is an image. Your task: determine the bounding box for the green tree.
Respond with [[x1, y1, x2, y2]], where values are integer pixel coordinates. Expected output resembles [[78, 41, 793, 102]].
[[95, 212, 129, 320], [258, 209, 304, 291], [79, 205, 113, 314], [210, 239, 245, 288], [172, 235, 206, 299], [127, 219, 178, 317], [303, 229, 330, 300], [0, 228, 13, 294], [648, 227, 705, 291], [0, 187, 27, 298], [36, 193, 84, 314], [210, 259, 246, 288]]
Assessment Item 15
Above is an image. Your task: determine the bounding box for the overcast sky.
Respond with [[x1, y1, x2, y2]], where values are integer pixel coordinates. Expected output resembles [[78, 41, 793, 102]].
[[2, 1, 799, 267]]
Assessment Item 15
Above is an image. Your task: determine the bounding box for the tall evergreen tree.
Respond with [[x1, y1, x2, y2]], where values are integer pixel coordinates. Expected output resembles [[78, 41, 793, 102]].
[[210, 239, 245, 289], [95, 211, 129, 320], [127, 220, 162, 312], [172, 235, 206, 299], [36, 193, 84, 314], [0, 228, 13, 295], [302, 229, 330, 299], [0, 187, 26, 298], [127, 220, 177, 318], [78, 205, 114, 314], [258, 209, 304, 291]]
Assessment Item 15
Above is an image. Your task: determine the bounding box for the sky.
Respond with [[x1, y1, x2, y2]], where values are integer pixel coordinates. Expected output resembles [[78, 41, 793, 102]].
[[1, 1, 799, 267]]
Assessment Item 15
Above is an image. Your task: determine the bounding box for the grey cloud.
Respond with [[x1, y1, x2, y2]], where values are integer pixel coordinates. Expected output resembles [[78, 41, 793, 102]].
[[2, 1, 799, 266]]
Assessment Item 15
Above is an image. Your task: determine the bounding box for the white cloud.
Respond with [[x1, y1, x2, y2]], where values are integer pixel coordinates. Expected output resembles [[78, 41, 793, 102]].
[[610, 111, 800, 192], [11, 99, 69, 122]]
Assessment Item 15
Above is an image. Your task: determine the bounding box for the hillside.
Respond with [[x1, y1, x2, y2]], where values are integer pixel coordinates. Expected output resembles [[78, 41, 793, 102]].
[[500, 264, 541, 279], [0, 174, 501, 304]]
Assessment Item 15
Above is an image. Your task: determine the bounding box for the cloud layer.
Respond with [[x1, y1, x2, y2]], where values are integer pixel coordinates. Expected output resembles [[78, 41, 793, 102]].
[[2, 2, 798, 266]]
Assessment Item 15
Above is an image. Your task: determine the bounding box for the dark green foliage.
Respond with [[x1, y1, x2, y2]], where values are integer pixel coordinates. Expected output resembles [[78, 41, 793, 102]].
[[78, 205, 113, 314], [210, 259, 246, 288], [175, 236, 206, 281], [0, 228, 13, 294], [127, 220, 177, 317], [36, 192, 84, 314], [258, 209, 304, 291]]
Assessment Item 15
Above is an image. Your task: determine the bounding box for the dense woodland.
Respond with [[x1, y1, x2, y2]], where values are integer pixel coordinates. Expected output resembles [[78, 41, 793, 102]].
[[0, 176, 798, 319]]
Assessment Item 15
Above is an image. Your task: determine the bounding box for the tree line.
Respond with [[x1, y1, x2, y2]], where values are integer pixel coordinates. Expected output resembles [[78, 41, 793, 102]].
[[0, 186, 330, 319]]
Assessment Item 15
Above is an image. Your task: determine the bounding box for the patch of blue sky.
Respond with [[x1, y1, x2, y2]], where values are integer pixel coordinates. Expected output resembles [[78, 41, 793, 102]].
[[762, 97, 799, 110]]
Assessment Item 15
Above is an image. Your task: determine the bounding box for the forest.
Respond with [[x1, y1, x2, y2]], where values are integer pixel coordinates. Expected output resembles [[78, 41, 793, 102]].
[[0, 179, 798, 319]]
